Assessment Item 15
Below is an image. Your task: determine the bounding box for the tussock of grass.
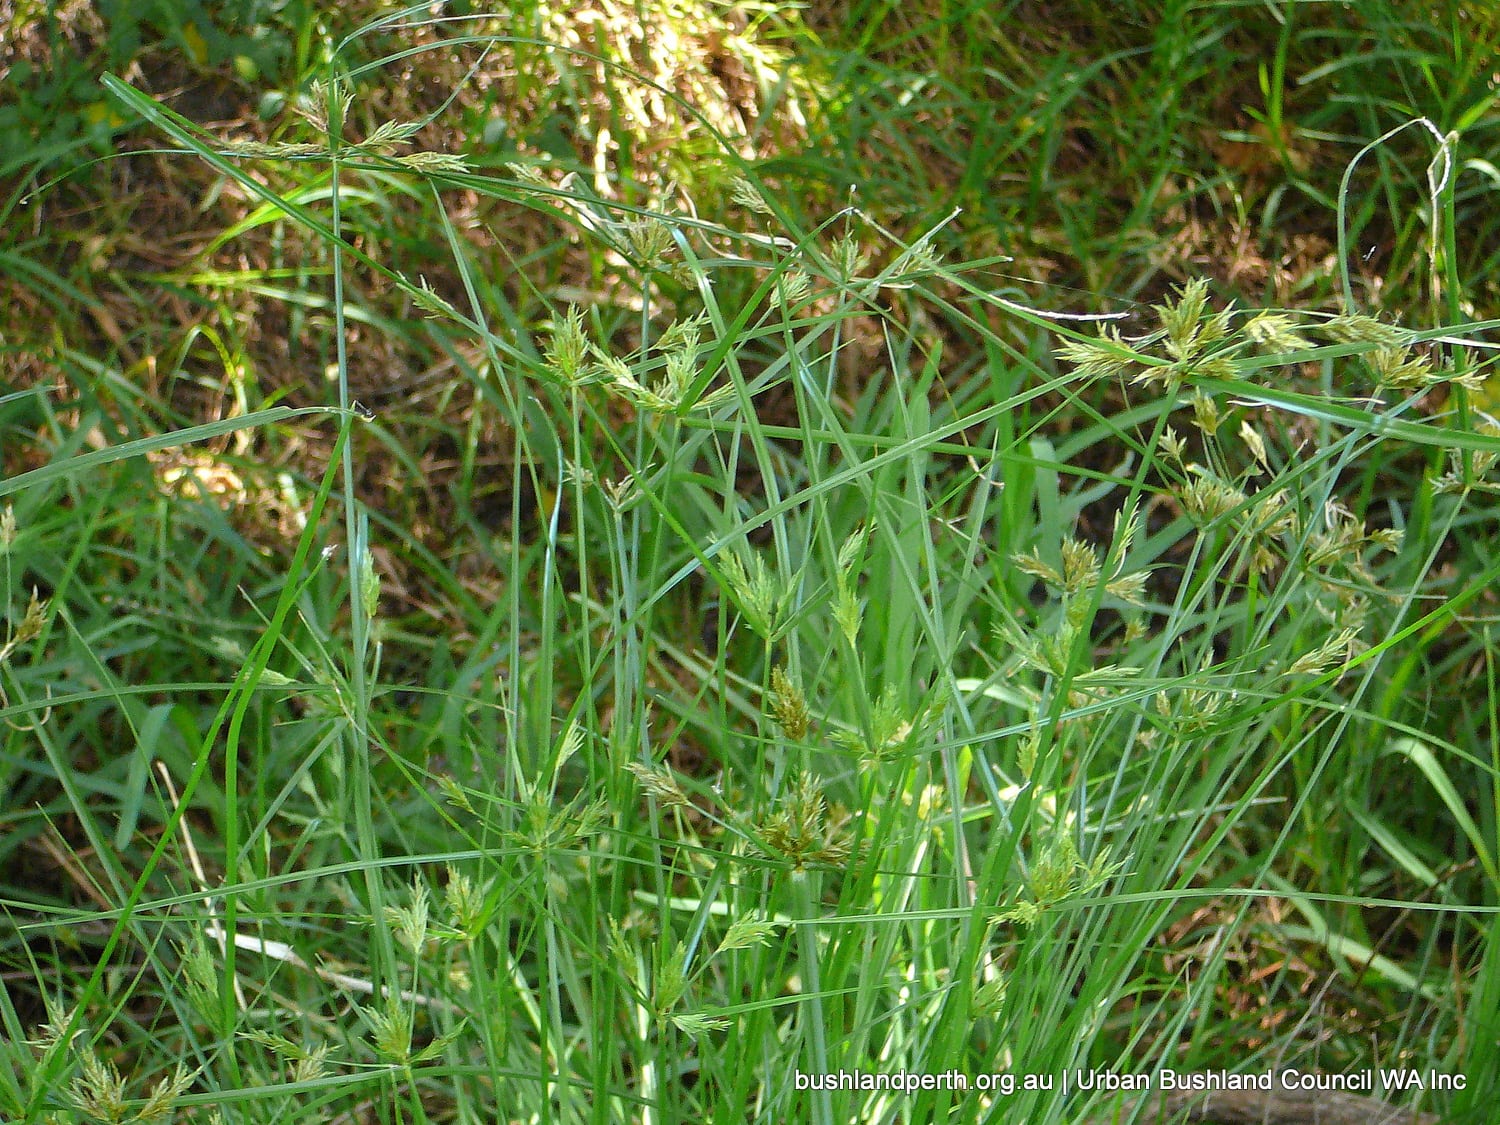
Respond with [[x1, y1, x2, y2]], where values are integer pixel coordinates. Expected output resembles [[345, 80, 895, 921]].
[[3, 2, 1500, 1123]]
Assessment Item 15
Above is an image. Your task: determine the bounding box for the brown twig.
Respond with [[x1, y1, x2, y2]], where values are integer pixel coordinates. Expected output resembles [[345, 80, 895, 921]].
[[1111, 1079, 1442, 1125]]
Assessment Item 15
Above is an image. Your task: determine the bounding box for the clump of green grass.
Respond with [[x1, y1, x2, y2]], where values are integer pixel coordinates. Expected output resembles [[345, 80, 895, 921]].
[[796, 0, 1500, 316], [4, 4, 1500, 1124]]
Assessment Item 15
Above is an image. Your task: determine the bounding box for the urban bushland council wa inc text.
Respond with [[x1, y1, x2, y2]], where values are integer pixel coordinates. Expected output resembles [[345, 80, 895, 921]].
[[793, 1067, 1465, 1096]]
